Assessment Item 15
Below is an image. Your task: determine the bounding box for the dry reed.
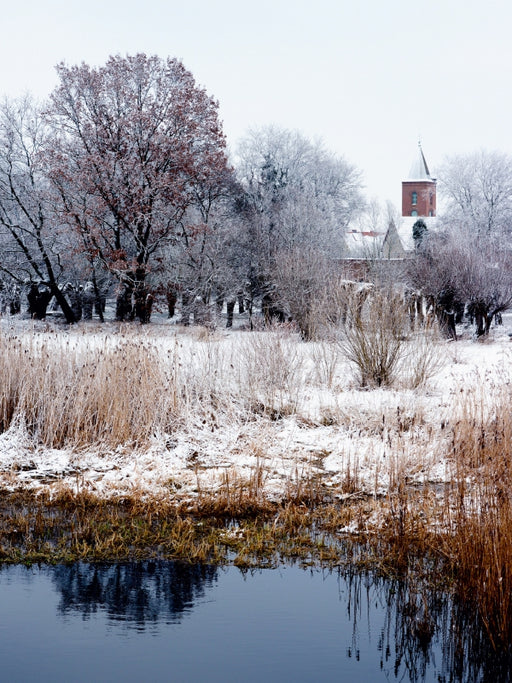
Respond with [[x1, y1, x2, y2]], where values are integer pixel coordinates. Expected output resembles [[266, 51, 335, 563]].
[[1, 322, 512, 654], [440, 386, 512, 649], [0, 332, 179, 448]]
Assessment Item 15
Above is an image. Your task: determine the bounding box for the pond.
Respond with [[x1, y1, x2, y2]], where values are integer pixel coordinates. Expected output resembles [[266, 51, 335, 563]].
[[0, 561, 506, 682]]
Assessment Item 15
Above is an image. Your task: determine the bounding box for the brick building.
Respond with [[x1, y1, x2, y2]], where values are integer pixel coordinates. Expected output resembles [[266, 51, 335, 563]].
[[381, 144, 438, 259], [401, 142, 436, 218], [343, 143, 438, 269]]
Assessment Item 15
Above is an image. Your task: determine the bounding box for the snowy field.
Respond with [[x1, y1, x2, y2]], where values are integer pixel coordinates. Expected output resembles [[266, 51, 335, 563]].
[[0, 308, 510, 504]]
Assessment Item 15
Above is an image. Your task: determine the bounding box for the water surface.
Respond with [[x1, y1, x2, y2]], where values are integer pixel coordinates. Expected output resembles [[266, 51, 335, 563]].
[[0, 561, 503, 682]]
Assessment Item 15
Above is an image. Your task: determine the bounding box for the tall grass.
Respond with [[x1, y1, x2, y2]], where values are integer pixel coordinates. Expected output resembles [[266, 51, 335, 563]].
[[0, 332, 178, 448], [374, 383, 512, 652], [441, 387, 512, 649], [238, 327, 305, 417], [0, 325, 308, 449]]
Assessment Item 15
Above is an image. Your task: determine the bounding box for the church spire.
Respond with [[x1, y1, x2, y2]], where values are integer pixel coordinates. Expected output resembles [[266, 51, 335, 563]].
[[402, 142, 436, 217], [408, 141, 432, 181]]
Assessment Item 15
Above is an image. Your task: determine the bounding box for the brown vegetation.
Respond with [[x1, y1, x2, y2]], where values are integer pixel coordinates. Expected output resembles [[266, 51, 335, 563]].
[[0, 321, 511, 655]]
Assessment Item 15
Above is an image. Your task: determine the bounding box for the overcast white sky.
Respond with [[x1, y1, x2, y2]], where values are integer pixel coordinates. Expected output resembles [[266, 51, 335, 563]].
[[1, 0, 510, 209]]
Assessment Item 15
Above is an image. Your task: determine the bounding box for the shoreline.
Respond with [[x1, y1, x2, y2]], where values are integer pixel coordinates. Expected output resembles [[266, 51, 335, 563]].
[[0, 317, 511, 652]]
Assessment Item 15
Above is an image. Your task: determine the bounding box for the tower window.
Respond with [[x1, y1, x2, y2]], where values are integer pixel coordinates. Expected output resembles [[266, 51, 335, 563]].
[[412, 191, 417, 205], [430, 192, 433, 205], [411, 210, 418, 217]]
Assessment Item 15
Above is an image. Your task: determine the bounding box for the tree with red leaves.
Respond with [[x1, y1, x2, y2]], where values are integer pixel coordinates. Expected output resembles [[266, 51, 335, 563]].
[[46, 53, 230, 322]]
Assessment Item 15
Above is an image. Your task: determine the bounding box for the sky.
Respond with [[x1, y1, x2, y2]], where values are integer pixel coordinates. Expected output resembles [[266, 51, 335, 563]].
[[1, 0, 511, 210]]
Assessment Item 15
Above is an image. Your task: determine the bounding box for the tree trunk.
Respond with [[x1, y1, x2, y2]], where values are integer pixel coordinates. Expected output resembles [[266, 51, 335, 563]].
[[50, 284, 77, 324], [91, 275, 105, 323], [166, 285, 177, 318], [134, 284, 153, 324], [226, 298, 235, 328], [116, 279, 134, 321]]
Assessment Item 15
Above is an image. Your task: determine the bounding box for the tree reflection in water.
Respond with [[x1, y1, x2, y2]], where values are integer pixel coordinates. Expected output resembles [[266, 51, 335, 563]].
[[51, 561, 218, 629], [43, 561, 512, 680], [345, 570, 512, 683]]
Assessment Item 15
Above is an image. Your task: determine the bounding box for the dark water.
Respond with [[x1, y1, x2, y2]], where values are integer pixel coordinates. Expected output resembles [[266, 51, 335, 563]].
[[0, 561, 506, 682]]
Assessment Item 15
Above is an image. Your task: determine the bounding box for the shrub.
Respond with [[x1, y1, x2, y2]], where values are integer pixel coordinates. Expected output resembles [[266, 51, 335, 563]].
[[399, 320, 446, 389], [338, 288, 408, 387]]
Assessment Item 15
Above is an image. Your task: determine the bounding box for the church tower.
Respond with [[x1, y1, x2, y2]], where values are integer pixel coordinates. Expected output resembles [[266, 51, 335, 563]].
[[402, 143, 436, 217]]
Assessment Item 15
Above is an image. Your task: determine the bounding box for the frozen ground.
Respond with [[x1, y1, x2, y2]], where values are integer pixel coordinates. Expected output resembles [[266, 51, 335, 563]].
[[0, 308, 510, 504]]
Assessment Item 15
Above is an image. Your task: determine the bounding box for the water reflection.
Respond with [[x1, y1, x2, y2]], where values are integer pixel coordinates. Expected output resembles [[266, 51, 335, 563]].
[[344, 572, 442, 681], [0, 562, 510, 682], [345, 571, 512, 682], [51, 561, 218, 629]]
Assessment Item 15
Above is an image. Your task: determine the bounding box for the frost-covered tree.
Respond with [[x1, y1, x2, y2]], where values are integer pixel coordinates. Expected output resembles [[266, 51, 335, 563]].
[[165, 166, 238, 307], [410, 150, 512, 337], [46, 54, 230, 322], [0, 96, 78, 322], [409, 227, 512, 337], [439, 150, 512, 236], [412, 218, 428, 249], [232, 126, 364, 319]]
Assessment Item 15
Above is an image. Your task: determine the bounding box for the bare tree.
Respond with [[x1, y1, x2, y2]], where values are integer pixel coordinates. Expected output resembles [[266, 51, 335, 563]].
[[409, 228, 512, 337], [232, 126, 364, 321], [407, 150, 512, 337], [439, 150, 512, 236], [45, 54, 230, 322], [168, 169, 239, 306], [0, 96, 78, 322], [271, 247, 338, 340]]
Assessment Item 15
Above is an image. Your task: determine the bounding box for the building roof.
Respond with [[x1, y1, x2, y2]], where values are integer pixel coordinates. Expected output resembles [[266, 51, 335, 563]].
[[344, 228, 385, 258], [407, 142, 434, 182], [382, 216, 439, 257]]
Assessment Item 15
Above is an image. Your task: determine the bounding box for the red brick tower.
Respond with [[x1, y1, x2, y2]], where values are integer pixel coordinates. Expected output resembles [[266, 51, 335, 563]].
[[402, 143, 436, 217]]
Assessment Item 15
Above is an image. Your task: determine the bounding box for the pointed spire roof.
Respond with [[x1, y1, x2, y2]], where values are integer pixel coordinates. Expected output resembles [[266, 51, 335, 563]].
[[408, 142, 433, 181]]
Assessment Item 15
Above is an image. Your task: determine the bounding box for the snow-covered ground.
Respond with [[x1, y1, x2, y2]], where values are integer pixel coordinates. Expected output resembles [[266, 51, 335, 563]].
[[0, 309, 510, 503]]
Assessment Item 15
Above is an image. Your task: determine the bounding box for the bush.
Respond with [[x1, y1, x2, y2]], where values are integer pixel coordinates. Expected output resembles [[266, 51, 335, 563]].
[[338, 288, 408, 387], [400, 320, 446, 389]]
